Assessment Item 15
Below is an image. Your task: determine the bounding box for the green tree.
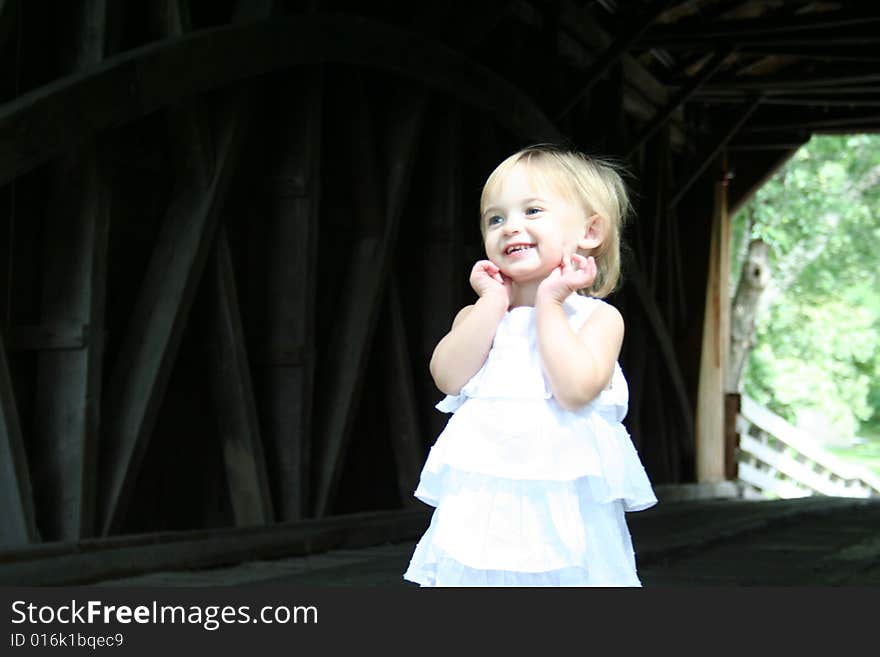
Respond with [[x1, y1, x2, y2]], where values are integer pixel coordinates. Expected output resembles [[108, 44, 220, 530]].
[[731, 134, 880, 442]]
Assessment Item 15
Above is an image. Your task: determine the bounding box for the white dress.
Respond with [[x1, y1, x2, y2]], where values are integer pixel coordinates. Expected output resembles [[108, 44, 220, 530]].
[[403, 294, 657, 587]]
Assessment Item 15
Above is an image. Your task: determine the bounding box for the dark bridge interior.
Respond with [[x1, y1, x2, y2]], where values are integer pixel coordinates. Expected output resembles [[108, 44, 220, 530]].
[[0, 0, 878, 585]]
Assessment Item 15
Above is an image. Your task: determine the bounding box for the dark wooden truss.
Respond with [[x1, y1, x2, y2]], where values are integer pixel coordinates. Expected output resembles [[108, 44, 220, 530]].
[[1, 0, 878, 582]]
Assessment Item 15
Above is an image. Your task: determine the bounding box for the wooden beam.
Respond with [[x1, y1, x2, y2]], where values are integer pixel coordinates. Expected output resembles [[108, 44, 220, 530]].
[[701, 94, 880, 109], [647, 34, 880, 50], [158, 0, 214, 191], [697, 85, 880, 98], [411, 0, 513, 53], [744, 113, 880, 132], [73, 0, 108, 69], [753, 97, 880, 108], [626, 257, 695, 462], [0, 333, 39, 545], [31, 0, 112, 541], [32, 153, 109, 541], [572, 59, 627, 156], [625, 49, 733, 159], [644, 8, 880, 42], [158, 0, 275, 528], [5, 322, 88, 351], [695, 159, 731, 483], [262, 71, 322, 522], [660, 124, 688, 331], [725, 393, 741, 480], [619, 290, 647, 455], [728, 148, 800, 217], [555, 0, 674, 121], [0, 0, 19, 53], [0, 507, 430, 585], [420, 105, 463, 444], [701, 72, 880, 93], [385, 277, 426, 508], [206, 226, 274, 527], [98, 96, 252, 536], [735, 45, 880, 63], [313, 88, 425, 518], [670, 97, 761, 209], [727, 129, 808, 154], [0, 13, 560, 188], [667, 201, 688, 330], [554, 0, 672, 111], [727, 142, 805, 152]]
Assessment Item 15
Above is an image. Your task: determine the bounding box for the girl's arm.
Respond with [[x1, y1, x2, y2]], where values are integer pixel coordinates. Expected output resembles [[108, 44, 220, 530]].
[[429, 261, 509, 395], [535, 300, 624, 411], [534, 254, 624, 410]]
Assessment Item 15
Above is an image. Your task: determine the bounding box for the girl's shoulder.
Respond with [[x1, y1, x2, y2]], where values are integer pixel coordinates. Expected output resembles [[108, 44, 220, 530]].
[[450, 304, 476, 329]]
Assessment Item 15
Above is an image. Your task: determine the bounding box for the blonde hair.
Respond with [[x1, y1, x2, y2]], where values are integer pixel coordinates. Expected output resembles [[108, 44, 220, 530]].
[[479, 145, 631, 298]]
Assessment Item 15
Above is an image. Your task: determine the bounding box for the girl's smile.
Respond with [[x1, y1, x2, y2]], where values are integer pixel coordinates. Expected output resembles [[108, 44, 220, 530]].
[[503, 242, 537, 257]]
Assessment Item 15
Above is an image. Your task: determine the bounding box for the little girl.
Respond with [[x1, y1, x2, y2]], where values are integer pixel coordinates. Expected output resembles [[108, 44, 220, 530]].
[[403, 145, 657, 587]]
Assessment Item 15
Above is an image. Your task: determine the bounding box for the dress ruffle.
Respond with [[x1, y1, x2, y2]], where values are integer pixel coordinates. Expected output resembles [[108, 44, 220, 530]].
[[404, 471, 642, 586], [422, 397, 655, 512]]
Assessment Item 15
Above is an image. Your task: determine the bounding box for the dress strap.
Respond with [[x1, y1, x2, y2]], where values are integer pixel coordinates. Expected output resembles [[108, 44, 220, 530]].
[[565, 294, 603, 331]]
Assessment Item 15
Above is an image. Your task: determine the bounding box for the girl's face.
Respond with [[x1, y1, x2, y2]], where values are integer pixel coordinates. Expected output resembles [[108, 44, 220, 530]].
[[481, 162, 599, 284]]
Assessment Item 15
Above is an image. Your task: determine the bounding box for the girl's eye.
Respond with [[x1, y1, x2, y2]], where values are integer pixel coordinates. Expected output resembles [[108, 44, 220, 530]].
[[488, 215, 504, 226], [525, 207, 542, 216]]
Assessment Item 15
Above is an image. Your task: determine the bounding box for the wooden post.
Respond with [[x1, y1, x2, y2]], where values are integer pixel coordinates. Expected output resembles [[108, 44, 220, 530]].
[[725, 392, 741, 480], [696, 156, 732, 482], [99, 98, 252, 535], [205, 226, 274, 526], [420, 105, 463, 443], [261, 72, 322, 522], [31, 0, 112, 541], [313, 86, 424, 518], [158, 0, 275, 528], [32, 153, 108, 541], [385, 277, 427, 507], [0, 333, 39, 545]]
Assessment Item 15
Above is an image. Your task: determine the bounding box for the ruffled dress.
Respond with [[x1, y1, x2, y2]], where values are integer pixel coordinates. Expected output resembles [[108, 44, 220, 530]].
[[403, 294, 657, 587]]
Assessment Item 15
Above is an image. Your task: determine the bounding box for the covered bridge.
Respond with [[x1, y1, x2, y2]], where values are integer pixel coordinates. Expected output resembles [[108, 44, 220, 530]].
[[1, 0, 878, 583]]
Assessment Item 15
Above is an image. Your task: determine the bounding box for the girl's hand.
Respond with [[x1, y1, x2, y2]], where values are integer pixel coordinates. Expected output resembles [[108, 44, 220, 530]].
[[536, 253, 596, 305], [469, 259, 511, 303]]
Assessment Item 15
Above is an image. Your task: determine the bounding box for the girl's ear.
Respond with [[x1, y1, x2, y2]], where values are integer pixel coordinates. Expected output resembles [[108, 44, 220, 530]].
[[578, 213, 604, 251]]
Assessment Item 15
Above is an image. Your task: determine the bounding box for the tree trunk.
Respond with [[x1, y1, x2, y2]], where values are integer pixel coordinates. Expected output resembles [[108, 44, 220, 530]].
[[727, 238, 770, 392]]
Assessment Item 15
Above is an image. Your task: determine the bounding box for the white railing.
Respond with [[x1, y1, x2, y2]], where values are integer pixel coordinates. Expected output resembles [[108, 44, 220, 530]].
[[736, 395, 880, 499]]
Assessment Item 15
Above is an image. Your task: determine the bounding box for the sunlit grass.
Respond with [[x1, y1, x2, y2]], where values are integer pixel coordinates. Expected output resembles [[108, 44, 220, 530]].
[[826, 436, 880, 479]]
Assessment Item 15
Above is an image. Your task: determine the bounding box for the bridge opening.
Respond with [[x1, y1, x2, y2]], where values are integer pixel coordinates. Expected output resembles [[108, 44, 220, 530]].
[[728, 133, 880, 498]]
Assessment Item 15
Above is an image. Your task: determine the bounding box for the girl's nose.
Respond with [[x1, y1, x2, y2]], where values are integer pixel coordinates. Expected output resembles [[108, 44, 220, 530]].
[[503, 214, 524, 234]]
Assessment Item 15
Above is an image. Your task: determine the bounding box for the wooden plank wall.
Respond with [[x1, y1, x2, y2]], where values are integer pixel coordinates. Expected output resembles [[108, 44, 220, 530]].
[[0, 1, 777, 548]]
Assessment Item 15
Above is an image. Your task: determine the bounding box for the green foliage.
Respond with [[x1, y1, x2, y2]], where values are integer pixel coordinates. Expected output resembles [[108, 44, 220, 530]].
[[732, 134, 880, 440]]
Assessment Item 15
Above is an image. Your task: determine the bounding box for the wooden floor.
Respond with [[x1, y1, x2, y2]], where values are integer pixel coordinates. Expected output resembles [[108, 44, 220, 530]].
[[91, 496, 880, 587]]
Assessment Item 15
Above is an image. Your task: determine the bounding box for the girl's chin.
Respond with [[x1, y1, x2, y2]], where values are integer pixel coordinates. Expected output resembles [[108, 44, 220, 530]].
[[500, 266, 556, 285]]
